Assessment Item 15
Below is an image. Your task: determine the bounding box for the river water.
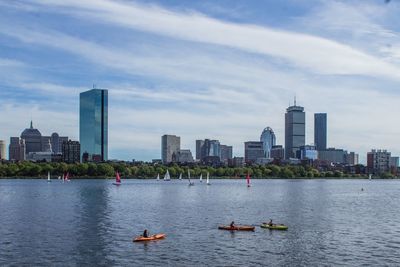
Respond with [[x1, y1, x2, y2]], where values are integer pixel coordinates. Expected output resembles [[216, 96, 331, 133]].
[[0, 179, 399, 266]]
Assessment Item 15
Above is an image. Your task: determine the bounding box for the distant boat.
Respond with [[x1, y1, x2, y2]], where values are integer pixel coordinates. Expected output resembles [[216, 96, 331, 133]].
[[178, 173, 182, 180], [47, 171, 51, 182], [164, 170, 171, 181], [369, 174, 372, 180], [188, 169, 194, 186], [246, 173, 251, 187], [156, 173, 160, 181], [113, 171, 121, 186], [199, 173, 203, 183], [206, 172, 210, 185], [63, 172, 70, 182], [57, 176, 61, 180]]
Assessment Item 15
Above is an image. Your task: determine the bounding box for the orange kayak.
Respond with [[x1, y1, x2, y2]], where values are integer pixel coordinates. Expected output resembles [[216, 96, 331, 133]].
[[133, 233, 166, 242], [218, 225, 255, 231]]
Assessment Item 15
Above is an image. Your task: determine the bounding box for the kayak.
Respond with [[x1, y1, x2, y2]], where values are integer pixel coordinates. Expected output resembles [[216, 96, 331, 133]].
[[133, 233, 166, 242], [218, 225, 255, 231], [260, 224, 288, 230]]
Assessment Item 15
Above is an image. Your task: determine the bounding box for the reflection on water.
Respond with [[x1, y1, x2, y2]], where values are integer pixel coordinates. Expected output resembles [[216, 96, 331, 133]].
[[1, 179, 400, 266]]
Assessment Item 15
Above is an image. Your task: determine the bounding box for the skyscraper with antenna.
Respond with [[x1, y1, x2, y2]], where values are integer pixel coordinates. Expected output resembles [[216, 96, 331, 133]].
[[285, 97, 305, 159]]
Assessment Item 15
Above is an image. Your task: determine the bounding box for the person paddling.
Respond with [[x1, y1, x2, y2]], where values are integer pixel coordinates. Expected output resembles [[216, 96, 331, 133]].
[[143, 229, 149, 238], [230, 221, 235, 228], [268, 219, 273, 227]]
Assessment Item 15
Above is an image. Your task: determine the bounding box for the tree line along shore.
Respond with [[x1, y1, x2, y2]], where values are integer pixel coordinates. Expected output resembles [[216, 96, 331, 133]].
[[0, 161, 390, 179]]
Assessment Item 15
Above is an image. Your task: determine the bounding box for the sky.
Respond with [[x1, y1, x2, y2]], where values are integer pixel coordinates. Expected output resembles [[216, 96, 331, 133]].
[[1, 0, 400, 162]]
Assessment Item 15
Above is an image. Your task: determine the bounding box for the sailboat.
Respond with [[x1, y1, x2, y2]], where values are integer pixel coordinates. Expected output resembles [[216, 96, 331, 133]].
[[156, 173, 160, 181], [113, 171, 121, 186], [62, 172, 70, 183], [199, 173, 203, 183], [164, 170, 171, 181], [188, 169, 194, 186], [47, 171, 51, 182], [178, 173, 182, 180], [369, 174, 372, 180], [206, 172, 210, 185], [246, 173, 251, 187]]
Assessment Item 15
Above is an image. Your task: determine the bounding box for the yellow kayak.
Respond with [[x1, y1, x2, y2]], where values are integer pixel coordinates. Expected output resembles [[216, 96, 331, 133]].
[[260, 224, 288, 230], [133, 233, 166, 242]]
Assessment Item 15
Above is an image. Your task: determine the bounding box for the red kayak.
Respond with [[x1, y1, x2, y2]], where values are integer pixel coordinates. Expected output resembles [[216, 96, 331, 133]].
[[133, 233, 166, 242], [218, 225, 255, 231]]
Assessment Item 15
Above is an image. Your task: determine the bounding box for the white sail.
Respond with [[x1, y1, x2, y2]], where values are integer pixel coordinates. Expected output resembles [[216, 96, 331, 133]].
[[188, 169, 193, 185], [164, 170, 170, 181], [47, 172, 51, 182], [199, 174, 203, 182], [157, 173, 160, 180], [206, 172, 210, 185], [178, 173, 182, 180]]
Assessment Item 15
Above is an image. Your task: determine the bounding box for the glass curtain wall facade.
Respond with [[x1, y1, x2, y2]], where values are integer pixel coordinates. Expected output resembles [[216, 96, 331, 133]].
[[260, 127, 276, 158], [80, 89, 108, 162], [314, 113, 327, 151]]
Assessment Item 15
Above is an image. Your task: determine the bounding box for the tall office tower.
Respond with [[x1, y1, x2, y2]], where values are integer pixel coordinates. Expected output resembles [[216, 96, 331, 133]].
[[244, 141, 264, 163], [260, 127, 276, 158], [21, 121, 42, 155], [161, 134, 181, 164], [285, 100, 305, 159], [49, 133, 68, 154], [220, 145, 233, 162], [9, 137, 26, 161], [0, 140, 6, 160], [62, 140, 81, 163], [196, 140, 205, 160], [314, 113, 327, 151], [80, 89, 108, 162]]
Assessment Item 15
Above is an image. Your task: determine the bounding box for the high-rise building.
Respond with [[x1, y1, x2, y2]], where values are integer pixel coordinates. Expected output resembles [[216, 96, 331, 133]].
[[367, 149, 391, 174], [0, 140, 6, 160], [161, 134, 181, 164], [9, 137, 26, 161], [220, 145, 233, 162], [62, 140, 81, 163], [21, 121, 42, 155], [173, 149, 194, 163], [271, 145, 285, 160], [80, 89, 108, 162], [346, 152, 359, 165], [244, 141, 264, 164], [314, 113, 327, 151], [196, 139, 223, 161], [49, 133, 68, 154], [196, 140, 204, 160], [260, 127, 276, 158], [285, 101, 305, 159]]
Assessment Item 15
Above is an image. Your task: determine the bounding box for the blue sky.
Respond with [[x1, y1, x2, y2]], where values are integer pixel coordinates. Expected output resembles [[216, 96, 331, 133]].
[[1, 0, 400, 162]]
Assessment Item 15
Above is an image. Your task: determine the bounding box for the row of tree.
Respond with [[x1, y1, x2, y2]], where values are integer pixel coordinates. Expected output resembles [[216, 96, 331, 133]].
[[0, 161, 369, 178]]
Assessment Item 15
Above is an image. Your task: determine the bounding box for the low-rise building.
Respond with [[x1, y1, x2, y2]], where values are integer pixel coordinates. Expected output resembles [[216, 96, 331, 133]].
[[9, 137, 26, 161], [244, 141, 264, 164], [173, 149, 194, 163], [318, 148, 346, 164], [62, 140, 80, 163], [271, 145, 284, 160]]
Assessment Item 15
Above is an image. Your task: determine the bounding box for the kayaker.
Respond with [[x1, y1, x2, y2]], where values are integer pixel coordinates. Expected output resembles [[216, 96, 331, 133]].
[[143, 229, 149, 238], [268, 219, 273, 226], [230, 221, 235, 228]]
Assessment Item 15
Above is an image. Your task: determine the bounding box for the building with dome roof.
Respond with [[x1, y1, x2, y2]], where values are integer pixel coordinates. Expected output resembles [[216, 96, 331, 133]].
[[260, 127, 276, 158], [21, 121, 42, 155]]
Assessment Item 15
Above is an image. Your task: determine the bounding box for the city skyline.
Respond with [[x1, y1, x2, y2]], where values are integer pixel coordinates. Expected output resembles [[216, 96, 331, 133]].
[[1, 1, 400, 162]]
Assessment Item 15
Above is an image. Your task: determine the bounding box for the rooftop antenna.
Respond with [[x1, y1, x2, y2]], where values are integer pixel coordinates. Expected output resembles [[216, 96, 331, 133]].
[[93, 84, 96, 89], [294, 94, 297, 106]]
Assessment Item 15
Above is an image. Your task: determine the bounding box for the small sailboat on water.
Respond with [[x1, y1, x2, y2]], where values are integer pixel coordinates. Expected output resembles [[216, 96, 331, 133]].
[[199, 173, 203, 183], [164, 170, 171, 181], [63, 172, 70, 182], [156, 173, 160, 181], [206, 172, 210, 185], [113, 171, 121, 186], [47, 171, 51, 182], [178, 173, 182, 180], [369, 174, 372, 180], [188, 170, 194, 186], [246, 173, 251, 187]]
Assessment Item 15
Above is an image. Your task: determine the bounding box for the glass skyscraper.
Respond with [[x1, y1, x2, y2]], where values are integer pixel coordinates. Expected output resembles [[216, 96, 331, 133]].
[[314, 113, 327, 151], [79, 89, 108, 162], [260, 127, 276, 158], [285, 102, 305, 159]]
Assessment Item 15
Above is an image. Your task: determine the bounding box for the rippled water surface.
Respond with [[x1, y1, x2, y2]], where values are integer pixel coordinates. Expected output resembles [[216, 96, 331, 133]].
[[1, 179, 400, 266]]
